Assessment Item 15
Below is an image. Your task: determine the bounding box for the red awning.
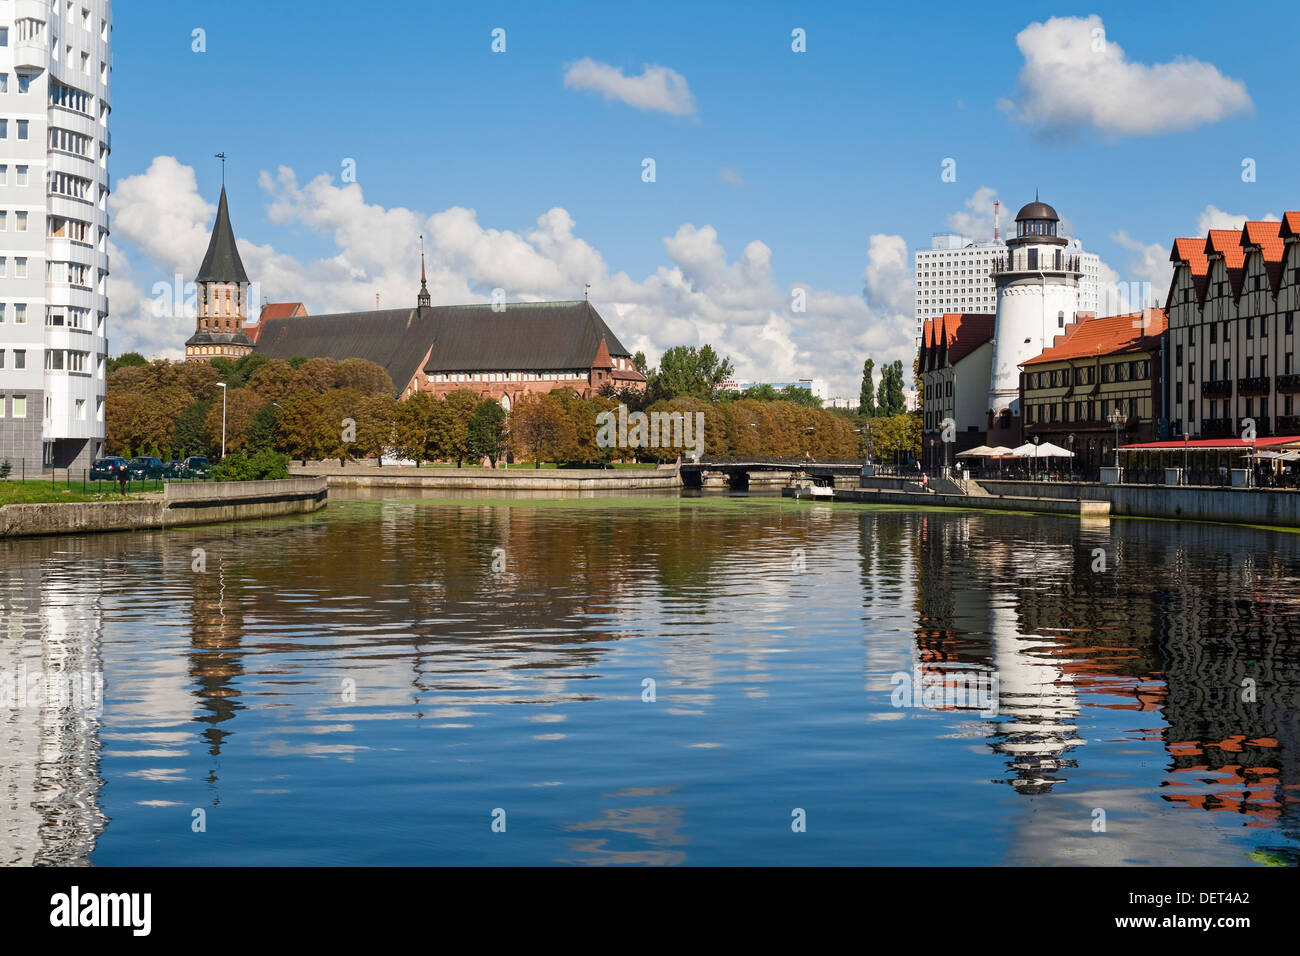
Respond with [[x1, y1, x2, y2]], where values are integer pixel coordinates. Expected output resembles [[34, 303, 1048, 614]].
[[1118, 436, 1300, 451]]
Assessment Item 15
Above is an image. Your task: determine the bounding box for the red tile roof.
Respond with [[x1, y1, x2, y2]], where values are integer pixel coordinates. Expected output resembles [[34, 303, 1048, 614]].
[[1282, 212, 1300, 238], [1240, 220, 1281, 247], [936, 312, 995, 365], [1170, 237, 1209, 273], [259, 302, 307, 321], [1022, 309, 1167, 366], [1205, 230, 1246, 269]]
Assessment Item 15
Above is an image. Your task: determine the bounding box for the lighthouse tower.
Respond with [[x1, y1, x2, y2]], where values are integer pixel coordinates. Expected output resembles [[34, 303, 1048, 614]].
[[986, 196, 1082, 446]]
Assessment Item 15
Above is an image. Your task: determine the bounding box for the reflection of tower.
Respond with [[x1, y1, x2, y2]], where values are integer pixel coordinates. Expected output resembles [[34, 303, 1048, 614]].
[[187, 554, 247, 773], [0, 561, 107, 865], [987, 196, 1082, 446]]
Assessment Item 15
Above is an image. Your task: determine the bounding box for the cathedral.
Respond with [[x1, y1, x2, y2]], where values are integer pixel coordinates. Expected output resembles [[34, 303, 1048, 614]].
[[182, 186, 646, 404]]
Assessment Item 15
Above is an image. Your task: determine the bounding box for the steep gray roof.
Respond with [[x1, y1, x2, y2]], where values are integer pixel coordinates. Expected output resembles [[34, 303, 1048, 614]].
[[255, 307, 438, 394], [423, 301, 630, 372], [196, 187, 250, 285], [252, 300, 631, 396], [186, 329, 253, 348]]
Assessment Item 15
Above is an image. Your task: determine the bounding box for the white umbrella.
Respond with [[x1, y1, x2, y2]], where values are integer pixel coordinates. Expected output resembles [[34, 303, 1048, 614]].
[[956, 445, 996, 457], [1009, 442, 1039, 457], [1034, 442, 1075, 458]]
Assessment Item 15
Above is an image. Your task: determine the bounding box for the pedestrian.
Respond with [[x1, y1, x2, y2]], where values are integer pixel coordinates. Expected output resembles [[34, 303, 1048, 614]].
[[920, 473, 929, 493]]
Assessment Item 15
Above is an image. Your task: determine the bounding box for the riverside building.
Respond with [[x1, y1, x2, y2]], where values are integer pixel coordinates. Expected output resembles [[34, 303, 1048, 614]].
[[0, 0, 112, 469]]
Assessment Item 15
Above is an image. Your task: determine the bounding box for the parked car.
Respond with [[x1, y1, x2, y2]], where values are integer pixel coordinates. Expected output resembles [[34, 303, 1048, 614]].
[[163, 459, 187, 478], [184, 456, 211, 478], [128, 456, 165, 480], [90, 457, 129, 481]]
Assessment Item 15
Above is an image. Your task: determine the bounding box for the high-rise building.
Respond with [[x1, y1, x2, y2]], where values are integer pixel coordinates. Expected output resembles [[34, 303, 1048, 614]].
[[913, 228, 1101, 346], [0, 0, 112, 470]]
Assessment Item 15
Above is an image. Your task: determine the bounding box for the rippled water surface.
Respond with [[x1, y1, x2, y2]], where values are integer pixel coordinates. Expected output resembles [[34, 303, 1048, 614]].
[[3, 491, 1300, 865]]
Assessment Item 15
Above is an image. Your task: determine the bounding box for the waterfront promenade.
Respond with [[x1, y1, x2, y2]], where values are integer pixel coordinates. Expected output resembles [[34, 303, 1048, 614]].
[[290, 460, 683, 492]]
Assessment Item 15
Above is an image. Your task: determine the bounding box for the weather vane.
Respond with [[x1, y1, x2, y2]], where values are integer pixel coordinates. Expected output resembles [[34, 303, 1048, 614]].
[[215, 152, 227, 185]]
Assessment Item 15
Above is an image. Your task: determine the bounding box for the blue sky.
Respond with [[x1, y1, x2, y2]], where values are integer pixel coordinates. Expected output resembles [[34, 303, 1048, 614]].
[[106, 1, 1300, 394]]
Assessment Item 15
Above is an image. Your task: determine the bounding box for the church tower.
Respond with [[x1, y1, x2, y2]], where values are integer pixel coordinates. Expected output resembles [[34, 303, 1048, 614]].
[[986, 195, 1082, 445], [185, 186, 255, 362]]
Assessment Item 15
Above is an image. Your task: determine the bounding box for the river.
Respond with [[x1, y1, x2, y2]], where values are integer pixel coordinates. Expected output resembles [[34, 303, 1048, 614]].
[[2, 490, 1298, 865]]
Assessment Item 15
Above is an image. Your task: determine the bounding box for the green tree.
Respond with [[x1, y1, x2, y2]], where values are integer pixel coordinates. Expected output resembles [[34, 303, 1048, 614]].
[[442, 390, 482, 467], [877, 360, 906, 416], [649, 344, 735, 401], [466, 400, 507, 464], [171, 399, 211, 459], [107, 352, 148, 374], [860, 359, 876, 416]]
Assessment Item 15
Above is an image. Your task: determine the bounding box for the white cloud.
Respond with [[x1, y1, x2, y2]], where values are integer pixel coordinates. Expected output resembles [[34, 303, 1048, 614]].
[[1005, 15, 1251, 137], [946, 186, 1000, 240], [719, 166, 744, 188], [1109, 231, 1173, 310], [107, 158, 920, 398], [1195, 205, 1278, 235], [563, 58, 697, 117]]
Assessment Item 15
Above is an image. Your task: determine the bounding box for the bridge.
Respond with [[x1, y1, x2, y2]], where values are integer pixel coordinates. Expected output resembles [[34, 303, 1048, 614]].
[[679, 457, 865, 490]]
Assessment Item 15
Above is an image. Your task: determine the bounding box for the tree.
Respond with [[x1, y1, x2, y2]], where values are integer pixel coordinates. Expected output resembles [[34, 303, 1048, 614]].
[[107, 352, 148, 374], [510, 393, 576, 467], [247, 360, 305, 404], [442, 389, 482, 467], [246, 402, 279, 455], [171, 399, 211, 459], [274, 391, 323, 465], [466, 400, 506, 464], [649, 344, 734, 401], [334, 357, 395, 396], [355, 393, 398, 464], [633, 351, 649, 376], [876, 360, 906, 416], [202, 388, 264, 456], [860, 359, 876, 416]]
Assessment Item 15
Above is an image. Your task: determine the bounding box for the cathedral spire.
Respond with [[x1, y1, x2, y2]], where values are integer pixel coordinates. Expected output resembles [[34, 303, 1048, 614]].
[[417, 234, 431, 308]]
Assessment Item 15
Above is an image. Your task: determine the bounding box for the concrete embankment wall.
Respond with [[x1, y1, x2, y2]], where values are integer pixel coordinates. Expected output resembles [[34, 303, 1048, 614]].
[[309, 468, 682, 491], [832, 487, 1107, 517], [0, 478, 327, 539], [979, 480, 1300, 528]]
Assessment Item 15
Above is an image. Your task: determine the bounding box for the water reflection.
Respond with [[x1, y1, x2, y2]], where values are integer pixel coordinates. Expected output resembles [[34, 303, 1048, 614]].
[[1, 493, 1299, 865]]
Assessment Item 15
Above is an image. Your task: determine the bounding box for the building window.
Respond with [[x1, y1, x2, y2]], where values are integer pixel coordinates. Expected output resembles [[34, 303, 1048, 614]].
[[1176, 382, 1183, 403], [14, 350, 25, 369], [75, 398, 86, 420], [15, 165, 26, 186], [16, 211, 27, 231], [1247, 317, 1254, 339], [1210, 324, 1218, 344], [12, 395, 24, 418], [1176, 344, 1183, 366], [15, 304, 26, 324], [1287, 313, 1295, 335], [16, 120, 28, 140]]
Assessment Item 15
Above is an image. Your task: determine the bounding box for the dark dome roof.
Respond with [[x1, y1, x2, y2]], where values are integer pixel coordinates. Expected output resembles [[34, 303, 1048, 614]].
[[1015, 200, 1059, 222]]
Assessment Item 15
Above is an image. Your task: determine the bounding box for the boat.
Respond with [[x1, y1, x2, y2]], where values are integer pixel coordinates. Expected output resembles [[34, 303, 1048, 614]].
[[787, 471, 835, 499]]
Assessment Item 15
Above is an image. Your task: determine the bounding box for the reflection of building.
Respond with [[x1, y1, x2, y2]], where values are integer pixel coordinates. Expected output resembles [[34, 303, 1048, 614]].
[[0, 557, 106, 865], [0, 0, 113, 469], [1165, 212, 1300, 439], [1020, 309, 1167, 475]]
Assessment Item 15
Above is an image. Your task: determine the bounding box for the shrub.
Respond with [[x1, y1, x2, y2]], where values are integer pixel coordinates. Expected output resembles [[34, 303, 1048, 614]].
[[209, 449, 290, 482]]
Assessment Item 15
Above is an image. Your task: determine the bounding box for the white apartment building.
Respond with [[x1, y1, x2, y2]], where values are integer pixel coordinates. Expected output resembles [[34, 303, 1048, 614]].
[[914, 232, 1100, 345], [0, 0, 111, 471]]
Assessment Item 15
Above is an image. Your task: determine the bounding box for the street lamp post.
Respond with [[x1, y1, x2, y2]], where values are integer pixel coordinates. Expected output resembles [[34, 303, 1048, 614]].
[[1183, 431, 1189, 485], [1108, 407, 1125, 476], [1033, 435, 1040, 480], [216, 382, 228, 459], [1067, 433, 1075, 481]]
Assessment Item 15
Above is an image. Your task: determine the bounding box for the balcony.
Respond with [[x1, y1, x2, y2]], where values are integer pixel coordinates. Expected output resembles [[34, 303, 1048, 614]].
[[1201, 418, 1236, 438], [1201, 379, 1233, 399], [1238, 375, 1271, 396], [1277, 373, 1300, 393], [991, 253, 1082, 276]]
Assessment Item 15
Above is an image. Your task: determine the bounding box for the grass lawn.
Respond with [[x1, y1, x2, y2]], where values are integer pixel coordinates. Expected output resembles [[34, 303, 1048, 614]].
[[0, 479, 152, 505]]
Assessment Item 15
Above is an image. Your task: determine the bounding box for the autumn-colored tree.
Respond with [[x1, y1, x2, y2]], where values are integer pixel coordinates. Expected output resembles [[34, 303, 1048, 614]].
[[247, 360, 306, 404], [510, 393, 576, 467], [202, 387, 266, 456], [297, 357, 339, 393], [442, 389, 482, 467], [334, 357, 395, 396], [355, 393, 398, 464], [315, 388, 368, 464], [274, 390, 324, 465]]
